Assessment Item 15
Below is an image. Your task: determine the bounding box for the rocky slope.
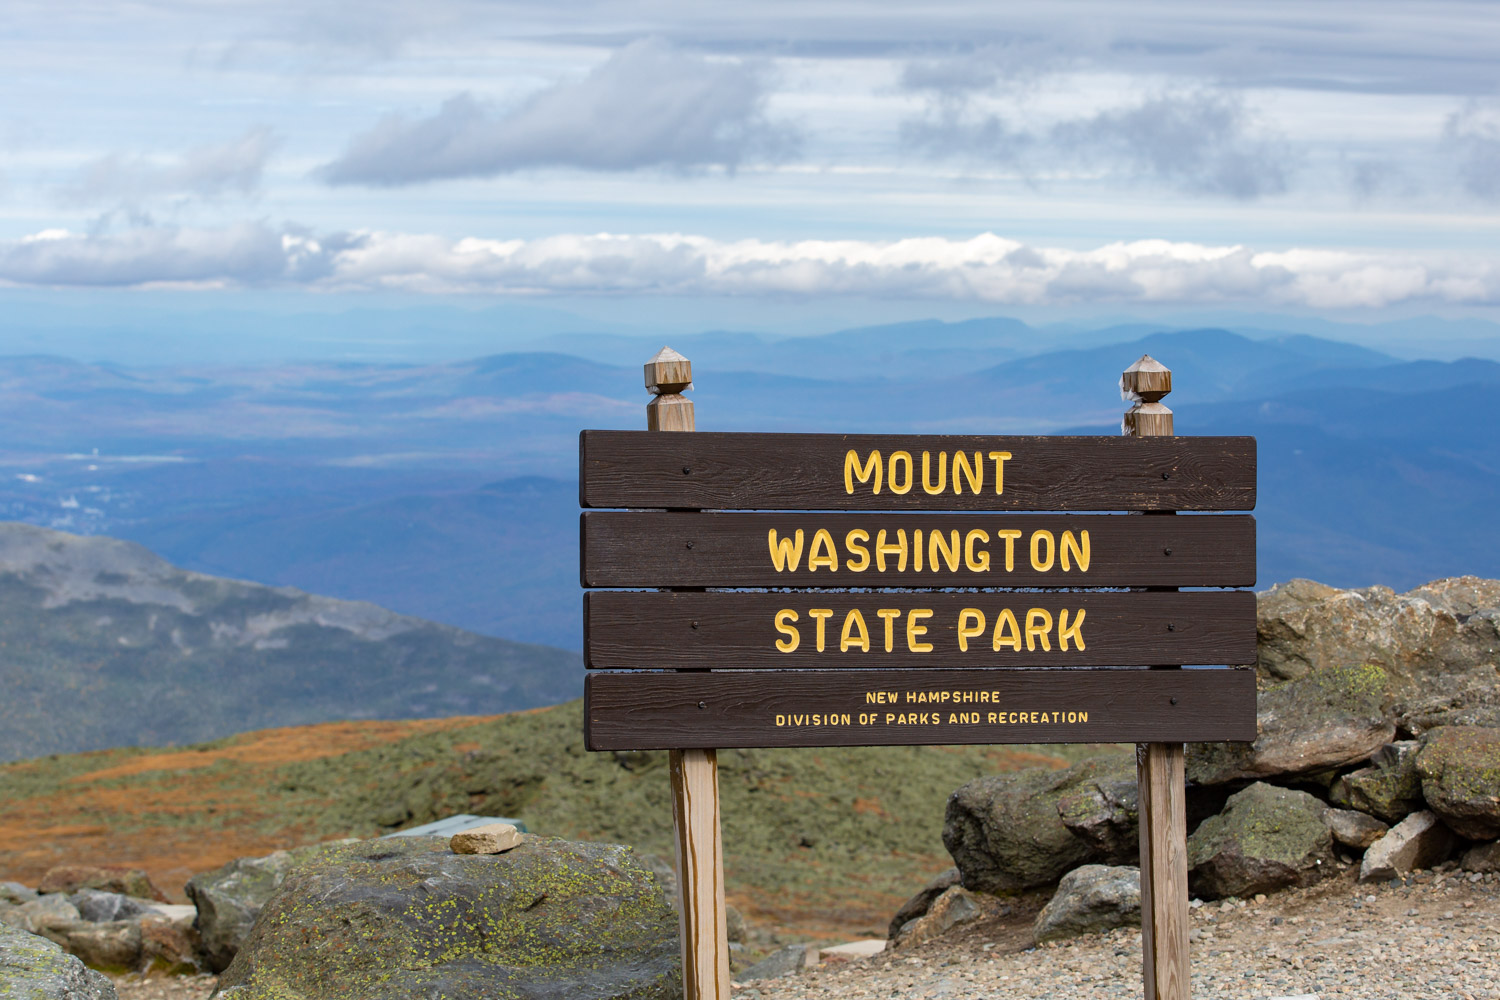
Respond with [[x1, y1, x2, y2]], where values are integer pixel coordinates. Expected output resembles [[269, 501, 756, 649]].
[[0, 523, 580, 761]]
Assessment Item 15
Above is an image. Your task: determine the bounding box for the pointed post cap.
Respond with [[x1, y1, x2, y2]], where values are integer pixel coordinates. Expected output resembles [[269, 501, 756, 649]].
[[1121, 354, 1172, 403], [645, 346, 693, 395]]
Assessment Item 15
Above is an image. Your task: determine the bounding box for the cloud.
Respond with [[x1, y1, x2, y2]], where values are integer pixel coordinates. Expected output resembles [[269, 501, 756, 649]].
[[1051, 92, 1292, 200], [3, 225, 1496, 309], [57, 127, 278, 206], [320, 38, 797, 185], [1444, 101, 1500, 201]]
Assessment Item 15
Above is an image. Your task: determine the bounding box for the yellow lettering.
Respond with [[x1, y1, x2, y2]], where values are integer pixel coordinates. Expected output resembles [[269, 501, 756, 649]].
[[913, 528, 923, 572], [1026, 608, 1053, 651], [876, 609, 901, 652], [844, 450, 882, 494], [776, 714, 786, 726], [907, 609, 934, 652], [888, 451, 913, 494], [1030, 530, 1055, 572], [809, 609, 834, 652], [964, 529, 990, 572], [954, 451, 983, 494], [997, 529, 1022, 572], [840, 609, 870, 652], [807, 529, 838, 572], [929, 529, 960, 573], [875, 529, 908, 572], [992, 608, 1021, 651], [1079, 711, 1088, 723], [844, 529, 870, 572], [988, 451, 1012, 493], [1061, 530, 1091, 572], [768, 529, 804, 572], [1059, 608, 1086, 651], [921, 451, 947, 494], [957, 608, 985, 651], [774, 610, 800, 652]]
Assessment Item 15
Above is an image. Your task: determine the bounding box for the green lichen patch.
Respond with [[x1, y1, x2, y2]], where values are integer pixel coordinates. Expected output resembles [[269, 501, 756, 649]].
[[1416, 726, 1500, 839]]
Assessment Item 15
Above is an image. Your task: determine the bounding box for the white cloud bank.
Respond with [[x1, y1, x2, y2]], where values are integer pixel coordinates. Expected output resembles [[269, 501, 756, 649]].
[[2, 226, 1496, 308]]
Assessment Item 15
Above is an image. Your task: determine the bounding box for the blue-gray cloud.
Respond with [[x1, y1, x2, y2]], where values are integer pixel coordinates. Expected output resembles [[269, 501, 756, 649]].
[[321, 38, 798, 185], [1445, 102, 1500, 201], [57, 127, 278, 206], [1052, 92, 1291, 200]]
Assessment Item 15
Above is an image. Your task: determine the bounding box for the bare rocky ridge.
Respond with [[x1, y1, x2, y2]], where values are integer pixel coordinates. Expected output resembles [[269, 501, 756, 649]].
[[0, 522, 581, 761]]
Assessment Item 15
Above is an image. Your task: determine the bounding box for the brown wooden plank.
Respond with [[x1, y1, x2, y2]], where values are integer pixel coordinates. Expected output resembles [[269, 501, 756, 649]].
[[582, 512, 1255, 588], [584, 590, 1256, 669], [579, 430, 1256, 511], [584, 667, 1257, 749]]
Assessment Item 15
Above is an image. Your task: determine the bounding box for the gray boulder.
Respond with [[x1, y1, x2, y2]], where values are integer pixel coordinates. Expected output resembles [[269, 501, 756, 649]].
[[0, 921, 117, 999], [1187, 783, 1337, 899], [1033, 865, 1141, 943], [737, 944, 816, 981], [4, 895, 81, 934], [1415, 726, 1500, 840], [214, 835, 680, 1000], [1329, 740, 1424, 822], [1322, 808, 1389, 850], [1359, 811, 1458, 882], [186, 840, 353, 973], [1056, 771, 1140, 863], [890, 885, 983, 949], [944, 755, 1132, 893], [1461, 841, 1500, 873], [0, 882, 37, 906], [71, 889, 157, 924], [42, 920, 141, 973], [887, 868, 961, 941], [1187, 664, 1396, 785]]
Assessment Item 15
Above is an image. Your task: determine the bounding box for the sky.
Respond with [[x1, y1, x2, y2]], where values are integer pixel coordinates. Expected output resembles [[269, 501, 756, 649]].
[[2, 1, 1499, 347]]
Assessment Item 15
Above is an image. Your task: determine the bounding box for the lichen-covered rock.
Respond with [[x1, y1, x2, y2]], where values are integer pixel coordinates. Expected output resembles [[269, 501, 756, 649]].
[[0, 921, 117, 999], [1415, 726, 1500, 840], [944, 755, 1131, 893], [1187, 664, 1396, 785], [214, 835, 680, 1000], [886, 868, 961, 941], [1322, 808, 1389, 850], [1359, 811, 1458, 882], [186, 840, 354, 973], [38, 865, 165, 902], [1033, 865, 1141, 943], [5, 895, 81, 934], [1329, 740, 1425, 822], [1255, 578, 1500, 685], [1187, 783, 1336, 900], [1056, 771, 1139, 863]]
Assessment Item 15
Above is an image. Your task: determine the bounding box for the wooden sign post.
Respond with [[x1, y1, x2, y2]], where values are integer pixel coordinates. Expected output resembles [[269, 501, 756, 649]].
[[582, 350, 1256, 1000]]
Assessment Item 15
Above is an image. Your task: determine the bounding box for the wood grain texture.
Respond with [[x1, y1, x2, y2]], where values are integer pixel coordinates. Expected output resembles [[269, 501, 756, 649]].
[[579, 431, 1256, 511], [1139, 741, 1190, 1000], [585, 668, 1255, 749], [581, 512, 1255, 588], [584, 590, 1256, 669], [670, 748, 729, 1000]]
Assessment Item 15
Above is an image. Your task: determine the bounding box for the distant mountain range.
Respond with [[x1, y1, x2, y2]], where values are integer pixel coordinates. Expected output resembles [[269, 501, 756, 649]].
[[0, 318, 1493, 650], [0, 523, 579, 762]]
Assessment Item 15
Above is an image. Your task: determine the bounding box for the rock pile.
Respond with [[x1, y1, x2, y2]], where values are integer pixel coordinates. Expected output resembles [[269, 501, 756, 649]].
[[902, 577, 1500, 944]]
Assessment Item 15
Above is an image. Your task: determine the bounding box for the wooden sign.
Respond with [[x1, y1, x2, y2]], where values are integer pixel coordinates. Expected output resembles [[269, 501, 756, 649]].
[[580, 430, 1256, 511], [582, 511, 1255, 588], [584, 590, 1255, 669], [585, 667, 1257, 750]]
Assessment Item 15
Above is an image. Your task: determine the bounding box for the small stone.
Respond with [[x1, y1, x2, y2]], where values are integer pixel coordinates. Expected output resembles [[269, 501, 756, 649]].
[[10, 895, 81, 933], [739, 944, 817, 981], [1033, 865, 1140, 943], [1460, 840, 1500, 874], [449, 822, 524, 855]]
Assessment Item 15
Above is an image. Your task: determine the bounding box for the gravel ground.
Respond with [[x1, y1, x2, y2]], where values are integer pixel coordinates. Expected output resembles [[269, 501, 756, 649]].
[[739, 867, 1500, 1000], [103, 867, 1498, 1000]]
